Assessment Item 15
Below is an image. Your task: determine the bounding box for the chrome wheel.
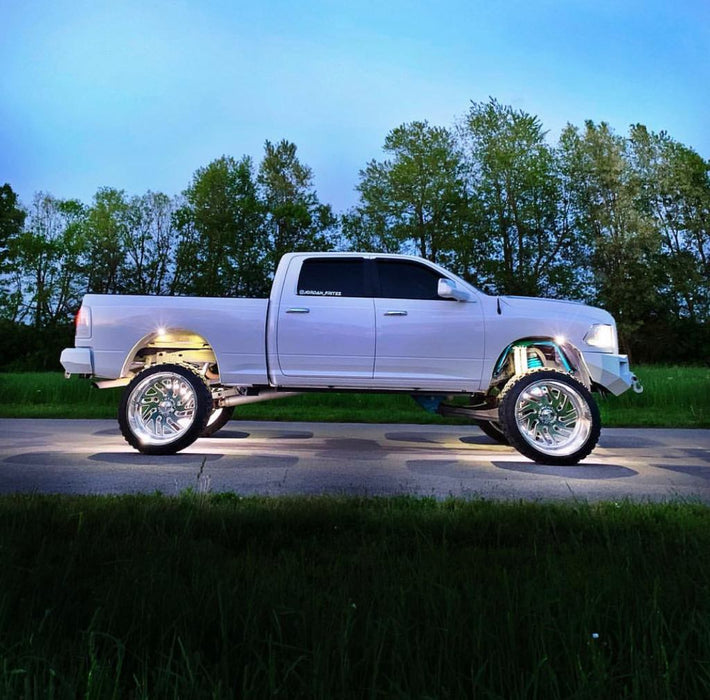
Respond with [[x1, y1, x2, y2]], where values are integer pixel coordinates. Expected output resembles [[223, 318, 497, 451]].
[[498, 369, 601, 465], [514, 379, 591, 456], [127, 372, 198, 445]]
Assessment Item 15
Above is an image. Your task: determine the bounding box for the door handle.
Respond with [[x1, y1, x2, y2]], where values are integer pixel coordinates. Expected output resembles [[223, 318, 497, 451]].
[[286, 307, 310, 313], [384, 310, 408, 316]]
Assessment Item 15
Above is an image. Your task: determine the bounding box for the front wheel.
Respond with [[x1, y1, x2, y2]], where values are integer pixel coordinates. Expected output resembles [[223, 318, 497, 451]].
[[118, 364, 212, 455], [498, 369, 601, 465]]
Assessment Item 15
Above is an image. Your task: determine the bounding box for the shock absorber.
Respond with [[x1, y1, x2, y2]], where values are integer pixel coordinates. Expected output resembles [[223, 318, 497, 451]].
[[527, 348, 544, 369]]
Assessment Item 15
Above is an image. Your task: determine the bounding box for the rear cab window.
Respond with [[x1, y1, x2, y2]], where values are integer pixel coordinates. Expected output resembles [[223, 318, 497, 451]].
[[297, 258, 369, 298]]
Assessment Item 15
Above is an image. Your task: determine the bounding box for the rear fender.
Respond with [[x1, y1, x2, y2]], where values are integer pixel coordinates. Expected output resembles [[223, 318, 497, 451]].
[[120, 329, 217, 378]]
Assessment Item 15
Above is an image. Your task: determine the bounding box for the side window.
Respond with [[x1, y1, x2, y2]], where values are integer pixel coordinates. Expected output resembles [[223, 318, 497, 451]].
[[297, 258, 368, 298], [376, 260, 442, 300]]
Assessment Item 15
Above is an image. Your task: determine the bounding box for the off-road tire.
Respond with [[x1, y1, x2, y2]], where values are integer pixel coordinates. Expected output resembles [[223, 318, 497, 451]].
[[118, 364, 212, 455], [475, 419, 509, 445], [498, 369, 601, 466], [201, 406, 235, 437]]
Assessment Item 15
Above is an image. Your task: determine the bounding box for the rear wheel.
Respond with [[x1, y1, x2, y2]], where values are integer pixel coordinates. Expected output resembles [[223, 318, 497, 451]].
[[475, 419, 509, 444], [201, 406, 235, 437], [118, 364, 212, 455], [498, 369, 601, 465]]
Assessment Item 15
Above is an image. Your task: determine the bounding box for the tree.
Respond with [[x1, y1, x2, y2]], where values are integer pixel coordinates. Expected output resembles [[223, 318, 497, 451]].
[[0, 184, 27, 320], [123, 191, 180, 296], [83, 188, 131, 294], [460, 99, 583, 297], [344, 121, 477, 273], [558, 121, 665, 355], [174, 156, 269, 297], [628, 125, 710, 324], [12, 193, 87, 328], [258, 140, 337, 274]]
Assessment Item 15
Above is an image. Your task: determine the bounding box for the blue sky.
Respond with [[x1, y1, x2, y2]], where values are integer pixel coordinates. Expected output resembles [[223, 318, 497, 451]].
[[2, 0, 708, 213]]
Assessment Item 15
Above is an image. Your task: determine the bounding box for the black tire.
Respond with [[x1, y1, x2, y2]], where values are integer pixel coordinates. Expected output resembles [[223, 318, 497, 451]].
[[200, 406, 235, 437], [118, 364, 212, 455], [498, 369, 601, 466], [475, 419, 509, 445]]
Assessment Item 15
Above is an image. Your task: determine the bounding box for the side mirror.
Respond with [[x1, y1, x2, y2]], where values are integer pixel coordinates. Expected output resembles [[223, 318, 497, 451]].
[[437, 278, 471, 302]]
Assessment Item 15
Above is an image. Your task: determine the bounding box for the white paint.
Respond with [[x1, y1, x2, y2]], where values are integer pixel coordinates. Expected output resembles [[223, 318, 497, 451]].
[[61, 252, 634, 396]]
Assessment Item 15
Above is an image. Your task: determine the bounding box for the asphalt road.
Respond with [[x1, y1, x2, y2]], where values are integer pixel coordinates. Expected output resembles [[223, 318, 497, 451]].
[[1, 418, 709, 502]]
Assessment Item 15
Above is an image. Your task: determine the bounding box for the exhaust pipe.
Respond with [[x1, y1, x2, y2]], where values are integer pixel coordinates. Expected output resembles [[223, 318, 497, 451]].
[[218, 391, 301, 408]]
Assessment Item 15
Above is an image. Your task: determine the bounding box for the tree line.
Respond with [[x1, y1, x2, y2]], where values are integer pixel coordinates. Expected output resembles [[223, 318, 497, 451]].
[[1, 98, 708, 369]]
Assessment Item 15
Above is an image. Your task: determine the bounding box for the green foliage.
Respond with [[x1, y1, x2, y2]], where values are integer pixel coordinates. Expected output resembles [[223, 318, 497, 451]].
[[0, 495, 709, 698], [558, 121, 710, 360], [8, 193, 87, 327], [0, 183, 26, 275], [175, 155, 269, 297], [172, 142, 338, 299], [559, 122, 664, 353], [628, 125, 710, 324], [83, 187, 131, 294], [123, 190, 180, 296], [82, 188, 184, 296], [0, 323, 74, 371], [344, 121, 476, 272], [461, 99, 586, 297], [258, 139, 337, 275]]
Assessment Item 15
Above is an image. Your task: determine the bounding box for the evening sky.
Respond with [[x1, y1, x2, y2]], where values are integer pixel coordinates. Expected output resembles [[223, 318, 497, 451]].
[[1, 0, 708, 212]]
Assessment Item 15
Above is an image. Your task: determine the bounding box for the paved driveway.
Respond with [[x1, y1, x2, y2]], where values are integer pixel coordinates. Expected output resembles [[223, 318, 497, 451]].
[[1, 419, 709, 502]]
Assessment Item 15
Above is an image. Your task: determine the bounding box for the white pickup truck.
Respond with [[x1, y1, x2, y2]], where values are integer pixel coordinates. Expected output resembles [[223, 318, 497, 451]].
[[61, 252, 641, 465]]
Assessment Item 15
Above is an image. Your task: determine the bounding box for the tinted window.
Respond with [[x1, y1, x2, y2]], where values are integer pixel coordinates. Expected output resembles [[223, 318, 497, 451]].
[[376, 260, 442, 300], [297, 259, 368, 297]]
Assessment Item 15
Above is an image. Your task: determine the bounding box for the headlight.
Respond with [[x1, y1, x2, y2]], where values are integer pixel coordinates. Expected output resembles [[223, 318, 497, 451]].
[[583, 324, 617, 352]]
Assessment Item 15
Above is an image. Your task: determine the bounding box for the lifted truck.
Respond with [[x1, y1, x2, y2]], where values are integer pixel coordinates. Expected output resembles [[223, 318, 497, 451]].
[[60, 252, 642, 465]]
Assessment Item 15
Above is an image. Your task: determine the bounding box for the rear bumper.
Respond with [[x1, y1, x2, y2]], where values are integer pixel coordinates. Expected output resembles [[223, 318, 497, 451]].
[[60, 347, 93, 376], [583, 352, 635, 396]]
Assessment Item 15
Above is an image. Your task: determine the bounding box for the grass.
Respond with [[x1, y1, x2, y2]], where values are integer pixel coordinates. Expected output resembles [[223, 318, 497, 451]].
[[0, 365, 708, 427], [0, 493, 709, 699]]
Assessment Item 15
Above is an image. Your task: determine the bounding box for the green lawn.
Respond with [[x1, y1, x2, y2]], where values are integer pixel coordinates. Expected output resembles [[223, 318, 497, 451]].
[[1, 494, 708, 699], [0, 365, 707, 427]]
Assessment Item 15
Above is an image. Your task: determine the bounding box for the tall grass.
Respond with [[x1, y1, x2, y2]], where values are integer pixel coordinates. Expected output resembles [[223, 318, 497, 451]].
[[0, 495, 708, 698], [597, 365, 709, 427], [0, 365, 708, 427]]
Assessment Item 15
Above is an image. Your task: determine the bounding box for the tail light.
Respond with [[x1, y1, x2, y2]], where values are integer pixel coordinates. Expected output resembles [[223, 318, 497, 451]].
[[75, 306, 92, 338]]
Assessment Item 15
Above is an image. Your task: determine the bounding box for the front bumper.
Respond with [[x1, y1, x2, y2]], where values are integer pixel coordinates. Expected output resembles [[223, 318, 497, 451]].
[[60, 347, 93, 376], [583, 352, 637, 396]]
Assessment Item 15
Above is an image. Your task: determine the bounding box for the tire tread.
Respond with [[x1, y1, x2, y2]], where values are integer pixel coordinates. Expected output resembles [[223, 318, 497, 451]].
[[498, 369, 601, 465]]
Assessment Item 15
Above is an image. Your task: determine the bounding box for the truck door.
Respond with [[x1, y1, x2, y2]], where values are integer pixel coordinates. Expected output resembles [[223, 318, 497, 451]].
[[373, 258, 484, 391], [276, 257, 376, 381]]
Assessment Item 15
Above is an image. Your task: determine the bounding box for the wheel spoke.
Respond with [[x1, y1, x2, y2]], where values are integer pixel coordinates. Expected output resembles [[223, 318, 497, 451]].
[[514, 378, 592, 456], [127, 372, 198, 445]]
